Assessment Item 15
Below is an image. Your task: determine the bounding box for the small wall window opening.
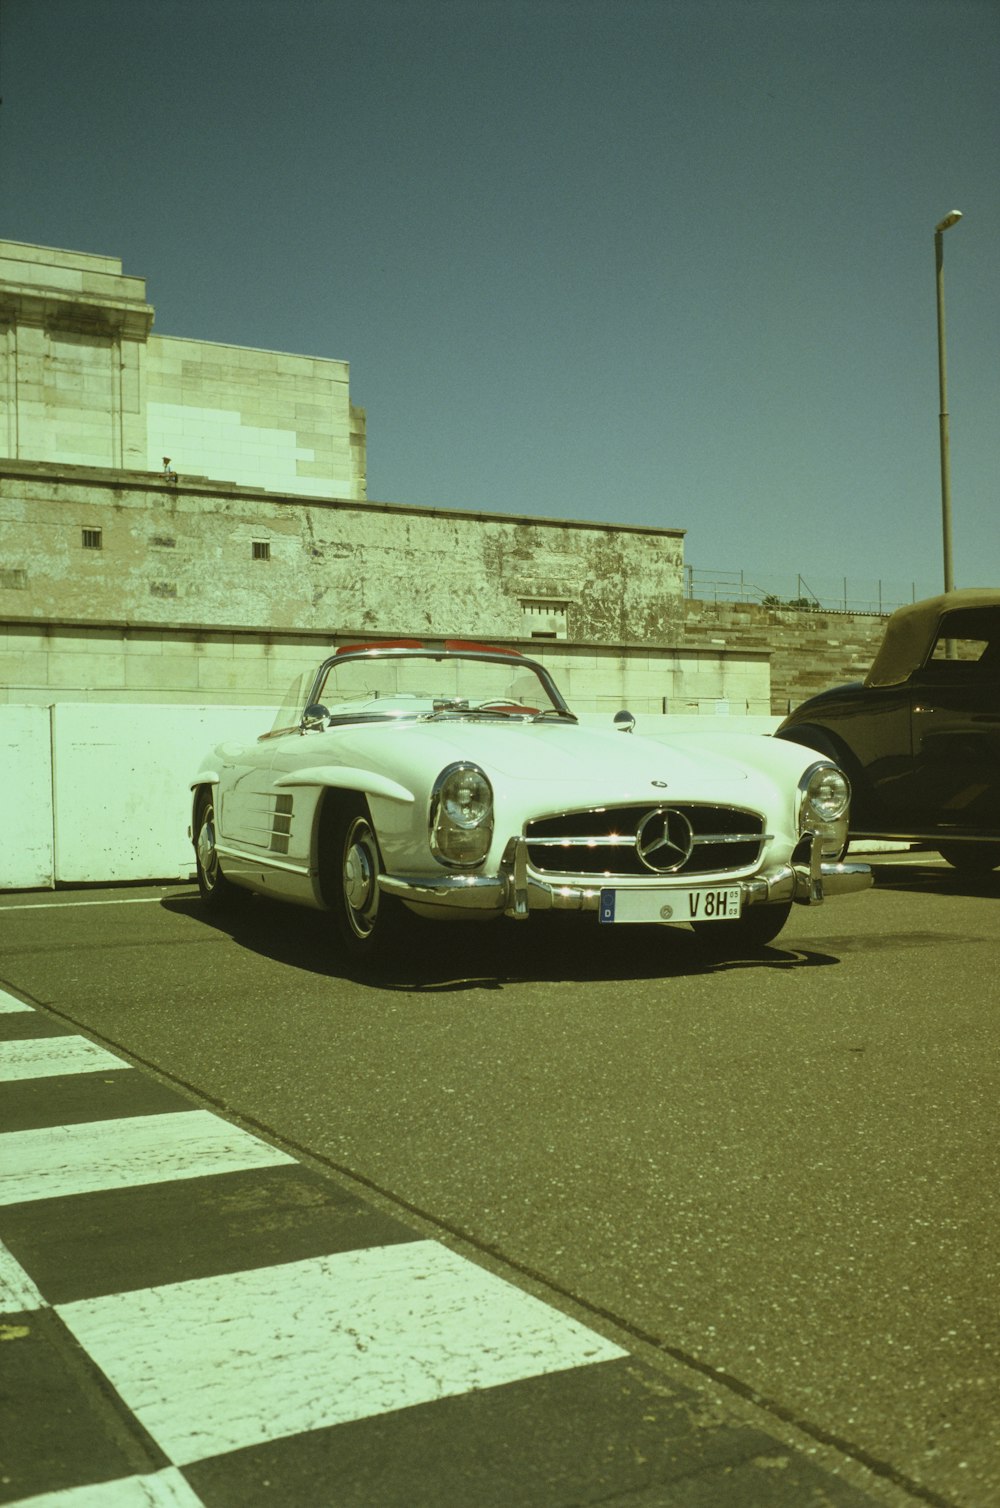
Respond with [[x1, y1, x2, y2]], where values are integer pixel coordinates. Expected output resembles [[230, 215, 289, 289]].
[[252, 540, 271, 561], [520, 598, 569, 640], [81, 527, 103, 550]]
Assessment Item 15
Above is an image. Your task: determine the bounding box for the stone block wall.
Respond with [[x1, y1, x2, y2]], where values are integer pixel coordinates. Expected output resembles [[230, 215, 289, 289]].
[[0, 242, 152, 470], [0, 619, 771, 720], [0, 240, 366, 501], [1, 460, 718, 713], [683, 598, 888, 713], [0, 623, 317, 708], [0, 461, 685, 646], [145, 336, 366, 500], [2, 460, 897, 718]]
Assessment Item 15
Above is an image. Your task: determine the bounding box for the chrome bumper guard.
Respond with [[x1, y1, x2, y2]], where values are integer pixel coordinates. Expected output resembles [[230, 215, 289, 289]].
[[378, 834, 872, 920]]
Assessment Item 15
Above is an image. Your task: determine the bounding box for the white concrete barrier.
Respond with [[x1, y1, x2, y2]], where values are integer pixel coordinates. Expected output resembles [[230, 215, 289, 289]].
[[50, 704, 279, 885], [1, 704, 276, 890], [2, 704, 900, 890], [1, 705, 55, 889]]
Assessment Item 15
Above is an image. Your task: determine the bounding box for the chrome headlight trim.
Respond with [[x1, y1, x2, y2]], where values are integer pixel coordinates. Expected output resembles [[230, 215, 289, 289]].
[[797, 762, 851, 857], [430, 762, 494, 867]]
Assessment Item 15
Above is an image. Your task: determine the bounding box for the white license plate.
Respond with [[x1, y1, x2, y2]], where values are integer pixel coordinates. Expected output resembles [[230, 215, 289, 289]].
[[599, 886, 742, 924]]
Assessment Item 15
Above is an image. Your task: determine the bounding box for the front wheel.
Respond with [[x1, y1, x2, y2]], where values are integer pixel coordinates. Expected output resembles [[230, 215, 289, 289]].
[[937, 842, 1000, 874], [321, 796, 408, 964], [691, 901, 792, 953], [193, 789, 238, 911]]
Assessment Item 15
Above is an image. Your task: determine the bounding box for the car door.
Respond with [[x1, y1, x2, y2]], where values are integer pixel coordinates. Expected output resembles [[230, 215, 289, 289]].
[[908, 668, 1000, 831], [216, 738, 278, 851]]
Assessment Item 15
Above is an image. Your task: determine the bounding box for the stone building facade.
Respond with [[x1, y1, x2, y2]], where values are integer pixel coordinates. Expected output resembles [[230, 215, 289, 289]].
[[1, 458, 772, 714], [1, 238, 889, 717], [0, 240, 366, 498]]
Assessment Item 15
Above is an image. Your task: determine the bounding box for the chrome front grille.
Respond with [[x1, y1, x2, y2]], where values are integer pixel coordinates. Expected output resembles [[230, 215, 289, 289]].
[[524, 803, 767, 878]]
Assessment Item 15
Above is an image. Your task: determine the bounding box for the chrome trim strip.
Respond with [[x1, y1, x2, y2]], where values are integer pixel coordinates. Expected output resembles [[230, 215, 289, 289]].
[[214, 842, 311, 878], [526, 834, 640, 848], [378, 872, 505, 910], [378, 857, 873, 917], [526, 831, 768, 848], [524, 799, 766, 825], [501, 835, 530, 918]]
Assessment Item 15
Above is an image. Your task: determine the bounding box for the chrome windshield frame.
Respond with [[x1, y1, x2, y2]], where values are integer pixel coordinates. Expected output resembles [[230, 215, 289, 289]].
[[301, 645, 575, 728]]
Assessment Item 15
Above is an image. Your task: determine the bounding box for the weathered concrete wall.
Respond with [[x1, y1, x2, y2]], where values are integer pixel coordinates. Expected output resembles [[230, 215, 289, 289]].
[[1, 459, 899, 715], [0, 459, 687, 648], [2, 462, 776, 715], [0, 622, 314, 708], [683, 598, 888, 713], [503, 643, 768, 716], [48, 704, 270, 885]]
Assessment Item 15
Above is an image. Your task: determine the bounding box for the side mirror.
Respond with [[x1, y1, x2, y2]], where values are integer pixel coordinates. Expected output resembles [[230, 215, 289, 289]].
[[614, 709, 635, 734], [302, 703, 329, 731]]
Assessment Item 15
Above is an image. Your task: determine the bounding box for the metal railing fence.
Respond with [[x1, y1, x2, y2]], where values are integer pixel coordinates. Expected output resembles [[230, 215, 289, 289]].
[[685, 569, 939, 617]]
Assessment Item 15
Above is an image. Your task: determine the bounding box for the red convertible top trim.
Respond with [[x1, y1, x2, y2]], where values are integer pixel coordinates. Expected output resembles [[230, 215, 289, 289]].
[[334, 638, 523, 659], [444, 640, 522, 656], [335, 639, 425, 656]]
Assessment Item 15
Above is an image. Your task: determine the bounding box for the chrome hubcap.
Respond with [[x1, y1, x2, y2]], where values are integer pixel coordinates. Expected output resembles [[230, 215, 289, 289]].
[[197, 810, 219, 887], [343, 819, 378, 936]]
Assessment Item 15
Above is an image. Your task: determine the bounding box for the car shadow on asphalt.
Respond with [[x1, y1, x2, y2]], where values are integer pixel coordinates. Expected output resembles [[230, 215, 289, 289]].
[[870, 857, 1000, 899], [163, 892, 841, 988]]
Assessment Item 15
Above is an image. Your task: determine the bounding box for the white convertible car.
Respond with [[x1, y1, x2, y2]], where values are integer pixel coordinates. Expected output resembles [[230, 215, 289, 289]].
[[190, 639, 872, 962]]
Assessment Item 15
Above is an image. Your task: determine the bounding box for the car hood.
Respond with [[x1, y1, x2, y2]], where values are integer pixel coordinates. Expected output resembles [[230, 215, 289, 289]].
[[326, 718, 753, 800]]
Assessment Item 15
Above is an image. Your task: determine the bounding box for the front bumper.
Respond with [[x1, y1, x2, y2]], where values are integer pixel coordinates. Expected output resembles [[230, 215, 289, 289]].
[[378, 833, 873, 920]]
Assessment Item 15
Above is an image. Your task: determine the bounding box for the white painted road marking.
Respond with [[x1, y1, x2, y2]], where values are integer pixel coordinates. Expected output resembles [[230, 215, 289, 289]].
[[1, 897, 168, 911], [60, 1240, 625, 1465], [0, 1238, 46, 1311], [1, 1110, 294, 1206], [0, 989, 34, 1012], [0, 1036, 129, 1081], [14, 1468, 206, 1507]]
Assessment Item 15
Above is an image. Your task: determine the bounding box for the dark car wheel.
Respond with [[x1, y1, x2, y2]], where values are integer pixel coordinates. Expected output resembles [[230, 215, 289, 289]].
[[937, 842, 1000, 874], [321, 795, 408, 963], [193, 789, 238, 910], [692, 901, 793, 952]]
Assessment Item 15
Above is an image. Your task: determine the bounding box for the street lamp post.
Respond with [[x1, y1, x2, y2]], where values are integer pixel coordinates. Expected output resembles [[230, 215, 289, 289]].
[[934, 210, 962, 594]]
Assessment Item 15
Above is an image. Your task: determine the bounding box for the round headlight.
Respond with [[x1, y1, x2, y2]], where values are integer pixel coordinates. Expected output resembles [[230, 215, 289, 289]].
[[803, 765, 850, 822], [431, 763, 494, 867], [441, 766, 492, 828]]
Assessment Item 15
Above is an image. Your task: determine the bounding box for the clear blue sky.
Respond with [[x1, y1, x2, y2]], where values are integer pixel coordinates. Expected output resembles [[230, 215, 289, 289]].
[[2, 0, 997, 606]]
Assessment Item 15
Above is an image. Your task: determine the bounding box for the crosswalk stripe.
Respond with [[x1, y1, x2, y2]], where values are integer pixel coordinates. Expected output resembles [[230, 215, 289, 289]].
[[0, 988, 34, 1012], [1, 1110, 294, 1206], [10, 1467, 206, 1507], [0, 997, 877, 1508], [59, 1241, 624, 1466], [0, 1237, 46, 1310], [0, 1036, 129, 1081], [0, 1006, 630, 1496]]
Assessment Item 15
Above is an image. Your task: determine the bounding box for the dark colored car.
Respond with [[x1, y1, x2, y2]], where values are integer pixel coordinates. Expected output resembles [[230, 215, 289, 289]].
[[774, 589, 1000, 872]]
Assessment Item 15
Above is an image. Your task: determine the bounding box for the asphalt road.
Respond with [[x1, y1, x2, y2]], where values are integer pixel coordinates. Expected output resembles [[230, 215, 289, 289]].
[[2, 854, 998, 1507]]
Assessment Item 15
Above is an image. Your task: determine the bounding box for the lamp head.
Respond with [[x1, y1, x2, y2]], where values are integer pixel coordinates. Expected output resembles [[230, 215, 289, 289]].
[[935, 210, 963, 233]]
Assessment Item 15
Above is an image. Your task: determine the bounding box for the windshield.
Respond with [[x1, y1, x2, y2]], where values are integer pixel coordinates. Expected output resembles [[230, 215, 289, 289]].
[[269, 649, 571, 734]]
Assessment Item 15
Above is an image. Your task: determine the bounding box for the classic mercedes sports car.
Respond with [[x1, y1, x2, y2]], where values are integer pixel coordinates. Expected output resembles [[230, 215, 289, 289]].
[[190, 639, 872, 962], [775, 589, 1000, 871]]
